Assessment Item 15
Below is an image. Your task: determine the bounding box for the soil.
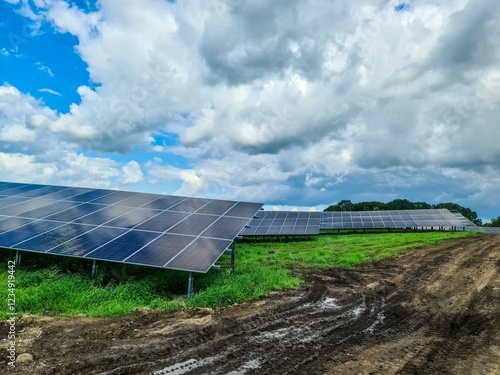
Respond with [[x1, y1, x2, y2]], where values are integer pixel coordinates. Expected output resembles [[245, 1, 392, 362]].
[[2, 235, 499, 375]]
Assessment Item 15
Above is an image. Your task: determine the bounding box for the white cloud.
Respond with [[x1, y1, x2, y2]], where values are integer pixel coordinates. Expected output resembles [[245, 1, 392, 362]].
[[2, 0, 500, 217], [39, 88, 62, 96], [35, 62, 54, 77], [0, 124, 36, 142], [120, 160, 144, 184]]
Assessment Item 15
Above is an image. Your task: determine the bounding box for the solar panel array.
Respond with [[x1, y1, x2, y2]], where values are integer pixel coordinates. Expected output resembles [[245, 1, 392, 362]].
[[450, 212, 477, 229], [476, 227, 500, 234], [0, 181, 262, 273], [241, 211, 321, 236], [241, 209, 468, 236], [320, 209, 465, 230]]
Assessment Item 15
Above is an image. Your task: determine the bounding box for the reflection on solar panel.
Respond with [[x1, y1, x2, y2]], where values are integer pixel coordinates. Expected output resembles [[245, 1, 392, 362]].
[[0, 181, 262, 273], [241, 211, 321, 235], [320, 209, 465, 230]]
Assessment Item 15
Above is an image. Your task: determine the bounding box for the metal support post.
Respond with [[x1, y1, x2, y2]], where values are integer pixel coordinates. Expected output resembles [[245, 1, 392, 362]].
[[15, 251, 21, 266], [187, 272, 194, 299], [91, 260, 98, 277], [230, 242, 235, 273]]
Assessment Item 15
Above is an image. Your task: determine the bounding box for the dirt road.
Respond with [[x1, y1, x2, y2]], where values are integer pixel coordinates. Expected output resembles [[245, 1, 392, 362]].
[[4, 235, 500, 375]]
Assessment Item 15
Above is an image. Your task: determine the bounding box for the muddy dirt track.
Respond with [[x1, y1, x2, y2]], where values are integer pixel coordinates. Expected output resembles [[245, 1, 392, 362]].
[[4, 235, 500, 375]]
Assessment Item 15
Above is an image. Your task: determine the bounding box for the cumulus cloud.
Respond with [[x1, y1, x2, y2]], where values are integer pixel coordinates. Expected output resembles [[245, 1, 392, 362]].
[[120, 160, 144, 184], [2, 0, 500, 216], [0, 84, 147, 189]]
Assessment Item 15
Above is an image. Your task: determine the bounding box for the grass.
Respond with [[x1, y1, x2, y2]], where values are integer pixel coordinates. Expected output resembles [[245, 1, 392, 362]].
[[235, 231, 478, 269], [0, 231, 479, 318]]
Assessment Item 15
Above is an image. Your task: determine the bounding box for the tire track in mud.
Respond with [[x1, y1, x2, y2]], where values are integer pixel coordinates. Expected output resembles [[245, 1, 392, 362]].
[[315, 235, 500, 375], [96, 235, 500, 375]]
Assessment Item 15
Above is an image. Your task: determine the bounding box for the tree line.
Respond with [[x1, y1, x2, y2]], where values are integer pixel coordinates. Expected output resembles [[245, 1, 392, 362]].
[[324, 199, 499, 227]]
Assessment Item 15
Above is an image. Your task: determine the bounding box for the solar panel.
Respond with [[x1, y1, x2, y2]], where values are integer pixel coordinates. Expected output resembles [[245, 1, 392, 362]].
[[476, 227, 500, 234], [0, 181, 263, 273], [164, 237, 234, 273], [241, 211, 321, 236], [320, 209, 465, 230], [49, 226, 128, 257]]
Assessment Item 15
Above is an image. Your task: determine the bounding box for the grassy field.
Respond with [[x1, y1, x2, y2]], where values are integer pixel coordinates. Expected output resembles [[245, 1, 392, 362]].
[[0, 231, 479, 318]]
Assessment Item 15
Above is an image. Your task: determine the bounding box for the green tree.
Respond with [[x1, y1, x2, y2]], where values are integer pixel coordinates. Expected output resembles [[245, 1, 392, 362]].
[[352, 201, 385, 211], [485, 216, 500, 227], [413, 201, 432, 209], [385, 199, 415, 210], [324, 200, 353, 212]]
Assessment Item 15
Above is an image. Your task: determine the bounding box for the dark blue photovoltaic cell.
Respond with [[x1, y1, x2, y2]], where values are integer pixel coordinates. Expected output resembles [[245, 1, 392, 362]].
[[73, 205, 134, 225], [125, 234, 196, 266], [168, 197, 212, 213], [49, 227, 128, 256], [226, 202, 264, 218], [196, 200, 237, 215], [165, 237, 233, 272], [115, 193, 163, 208], [86, 230, 161, 261], [105, 208, 162, 229], [0, 198, 56, 216], [141, 196, 187, 210], [19, 200, 79, 219], [0, 221, 63, 247], [135, 211, 190, 232], [0, 184, 47, 195], [15, 223, 96, 252], [201, 217, 250, 239], [17, 185, 70, 198], [90, 191, 137, 205], [166, 214, 219, 236], [66, 190, 115, 203], [0, 183, 28, 193], [41, 187, 93, 200], [43, 203, 105, 222], [0, 217, 34, 232], [0, 196, 31, 208]]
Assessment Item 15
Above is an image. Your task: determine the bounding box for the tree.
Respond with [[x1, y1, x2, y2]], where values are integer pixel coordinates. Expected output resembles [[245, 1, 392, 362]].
[[352, 201, 385, 211], [385, 199, 415, 210], [413, 201, 432, 209], [485, 216, 500, 227], [324, 200, 353, 212]]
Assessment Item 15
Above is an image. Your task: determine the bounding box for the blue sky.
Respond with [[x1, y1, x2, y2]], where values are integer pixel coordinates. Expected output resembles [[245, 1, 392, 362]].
[[0, 0, 499, 220]]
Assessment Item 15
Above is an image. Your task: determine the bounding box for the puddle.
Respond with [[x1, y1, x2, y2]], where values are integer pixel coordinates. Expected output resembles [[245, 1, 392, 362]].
[[226, 359, 261, 374], [319, 297, 341, 310]]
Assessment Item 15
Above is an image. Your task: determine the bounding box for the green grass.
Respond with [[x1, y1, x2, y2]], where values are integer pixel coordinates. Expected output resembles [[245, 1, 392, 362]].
[[0, 266, 181, 319], [235, 231, 478, 269], [0, 231, 479, 318]]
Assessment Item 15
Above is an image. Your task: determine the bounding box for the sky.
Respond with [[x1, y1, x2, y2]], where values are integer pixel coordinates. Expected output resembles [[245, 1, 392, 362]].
[[0, 0, 499, 220]]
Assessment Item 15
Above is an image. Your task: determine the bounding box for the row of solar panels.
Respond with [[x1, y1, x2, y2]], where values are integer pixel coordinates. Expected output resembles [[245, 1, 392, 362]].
[[240, 209, 472, 236], [0, 181, 262, 273], [475, 227, 500, 234], [0, 181, 491, 274]]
